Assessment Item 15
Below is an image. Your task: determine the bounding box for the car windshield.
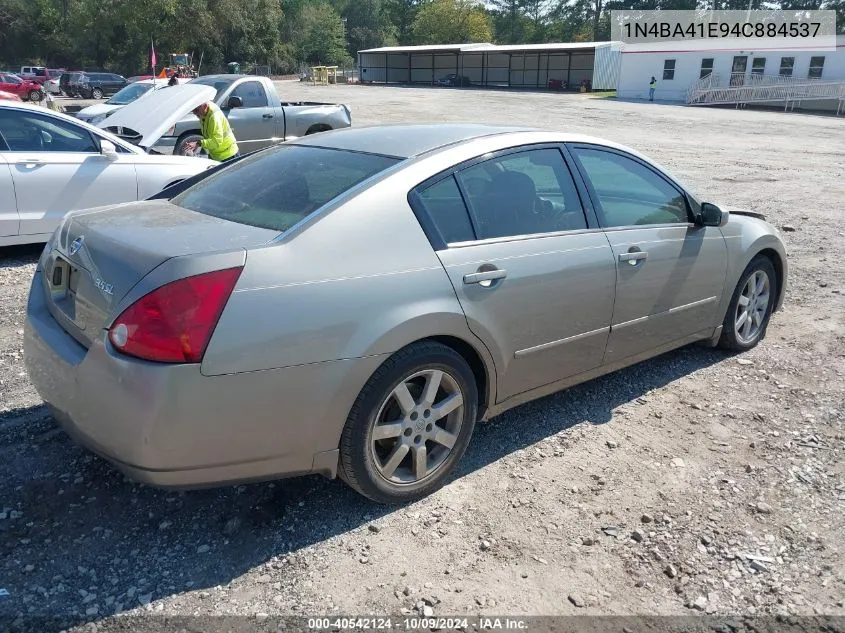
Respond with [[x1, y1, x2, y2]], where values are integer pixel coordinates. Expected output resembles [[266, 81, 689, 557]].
[[33, 69, 46, 76], [173, 145, 401, 232], [106, 83, 153, 105], [189, 76, 235, 102]]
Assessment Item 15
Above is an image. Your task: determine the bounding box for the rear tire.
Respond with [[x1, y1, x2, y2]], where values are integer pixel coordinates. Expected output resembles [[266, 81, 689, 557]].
[[718, 255, 777, 351], [91, 87, 103, 100], [338, 341, 478, 504]]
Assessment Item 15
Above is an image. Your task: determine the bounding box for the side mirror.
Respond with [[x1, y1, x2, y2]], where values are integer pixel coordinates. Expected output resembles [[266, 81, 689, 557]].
[[40, 130, 53, 145], [698, 202, 728, 227], [100, 139, 119, 161], [226, 95, 243, 109]]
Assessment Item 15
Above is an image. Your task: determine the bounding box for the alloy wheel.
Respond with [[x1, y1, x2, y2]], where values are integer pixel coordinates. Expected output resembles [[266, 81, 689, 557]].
[[734, 270, 771, 345], [370, 369, 465, 486]]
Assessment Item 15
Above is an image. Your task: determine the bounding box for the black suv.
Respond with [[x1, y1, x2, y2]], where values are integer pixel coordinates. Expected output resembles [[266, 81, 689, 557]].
[[69, 72, 127, 99]]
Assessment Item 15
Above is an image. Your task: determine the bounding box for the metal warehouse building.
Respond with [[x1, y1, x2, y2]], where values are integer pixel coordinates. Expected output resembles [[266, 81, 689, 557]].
[[357, 41, 622, 90]]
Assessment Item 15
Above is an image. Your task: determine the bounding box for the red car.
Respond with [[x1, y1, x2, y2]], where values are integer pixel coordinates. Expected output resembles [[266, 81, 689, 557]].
[[0, 73, 43, 101]]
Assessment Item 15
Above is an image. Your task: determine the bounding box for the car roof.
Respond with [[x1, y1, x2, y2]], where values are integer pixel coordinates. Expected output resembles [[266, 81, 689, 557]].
[[291, 123, 533, 159], [192, 74, 245, 82]]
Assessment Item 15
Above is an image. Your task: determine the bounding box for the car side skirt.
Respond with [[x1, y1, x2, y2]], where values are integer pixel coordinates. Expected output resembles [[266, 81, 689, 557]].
[[485, 326, 718, 420]]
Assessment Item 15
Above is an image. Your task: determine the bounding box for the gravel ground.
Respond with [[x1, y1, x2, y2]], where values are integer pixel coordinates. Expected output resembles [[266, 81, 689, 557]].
[[0, 83, 843, 632]]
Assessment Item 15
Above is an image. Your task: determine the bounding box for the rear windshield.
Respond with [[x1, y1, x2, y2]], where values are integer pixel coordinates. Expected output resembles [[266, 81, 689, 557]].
[[173, 145, 401, 232]]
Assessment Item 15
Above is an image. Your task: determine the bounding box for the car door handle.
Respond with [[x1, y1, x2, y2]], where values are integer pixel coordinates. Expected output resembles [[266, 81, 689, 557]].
[[17, 159, 45, 166], [463, 269, 507, 285], [262, 113, 274, 119], [618, 251, 648, 264]]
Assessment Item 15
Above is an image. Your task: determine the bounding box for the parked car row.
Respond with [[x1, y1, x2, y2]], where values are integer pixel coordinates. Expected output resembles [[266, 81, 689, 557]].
[[1, 76, 353, 248], [2, 71, 788, 506], [0, 73, 45, 101]]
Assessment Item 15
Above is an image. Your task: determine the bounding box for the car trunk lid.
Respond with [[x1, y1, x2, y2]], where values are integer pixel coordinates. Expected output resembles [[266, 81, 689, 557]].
[[42, 200, 277, 348]]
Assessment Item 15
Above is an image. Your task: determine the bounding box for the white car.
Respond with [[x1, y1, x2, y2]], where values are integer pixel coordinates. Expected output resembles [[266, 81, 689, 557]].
[[75, 78, 183, 126], [0, 101, 216, 247], [43, 78, 62, 95]]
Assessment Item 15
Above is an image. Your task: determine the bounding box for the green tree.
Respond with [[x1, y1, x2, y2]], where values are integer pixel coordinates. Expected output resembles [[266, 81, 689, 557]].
[[298, 2, 352, 65], [385, 0, 424, 44], [339, 0, 398, 55], [412, 0, 493, 43]]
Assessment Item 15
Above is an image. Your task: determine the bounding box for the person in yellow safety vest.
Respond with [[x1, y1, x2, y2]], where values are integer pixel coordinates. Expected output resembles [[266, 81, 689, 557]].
[[184, 101, 239, 162]]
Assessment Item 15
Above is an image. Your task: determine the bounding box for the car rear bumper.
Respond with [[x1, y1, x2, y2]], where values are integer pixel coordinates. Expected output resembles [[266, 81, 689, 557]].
[[24, 272, 384, 488]]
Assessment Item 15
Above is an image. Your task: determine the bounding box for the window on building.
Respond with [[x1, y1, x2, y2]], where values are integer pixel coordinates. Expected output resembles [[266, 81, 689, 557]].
[[779, 57, 794, 77], [699, 58, 714, 79], [751, 58, 766, 75], [663, 59, 676, 81], [808, 56, 825, 79]]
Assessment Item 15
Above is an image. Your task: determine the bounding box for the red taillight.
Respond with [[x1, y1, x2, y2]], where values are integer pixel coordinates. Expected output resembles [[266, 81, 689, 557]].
[[108, 267, 243, 363]]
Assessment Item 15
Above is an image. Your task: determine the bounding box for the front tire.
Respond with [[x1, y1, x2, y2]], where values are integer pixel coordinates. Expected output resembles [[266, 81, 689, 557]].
[[91, 87, 103, 99], [339, 341, 478, 504], [175, 133, 205, 156], [718, 255, 777, 351], [28, 90, 43, 101]]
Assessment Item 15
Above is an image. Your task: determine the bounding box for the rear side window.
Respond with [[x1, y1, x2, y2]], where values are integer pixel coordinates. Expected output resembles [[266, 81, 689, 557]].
[[173, 145, 400, 232], [415, 176, 475, 244], [457, 148, 587, 239]]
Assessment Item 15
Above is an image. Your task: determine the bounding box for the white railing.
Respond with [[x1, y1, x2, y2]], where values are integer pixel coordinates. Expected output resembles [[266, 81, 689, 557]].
[[687, 71, 845, 113]]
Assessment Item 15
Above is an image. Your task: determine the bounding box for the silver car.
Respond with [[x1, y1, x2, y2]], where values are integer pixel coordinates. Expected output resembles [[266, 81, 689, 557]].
[[24, 124, 788, 504]]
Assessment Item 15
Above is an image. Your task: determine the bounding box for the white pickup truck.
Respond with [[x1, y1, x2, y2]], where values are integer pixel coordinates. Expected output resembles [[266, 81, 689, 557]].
[[148, 74, 352, 156]]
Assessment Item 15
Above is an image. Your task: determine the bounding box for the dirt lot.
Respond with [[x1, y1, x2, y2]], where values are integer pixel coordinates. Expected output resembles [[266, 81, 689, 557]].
[[1, 83, 843, 631]]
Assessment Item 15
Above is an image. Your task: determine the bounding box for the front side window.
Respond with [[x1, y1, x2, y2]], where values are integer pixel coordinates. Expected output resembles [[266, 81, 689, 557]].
[[2, 74, 22, 85], [572, 147, 689, 228], [173, 145, 400, 232], [457, 148, 587, 240], [0, 109, 99, 153], [663, 59, 676, 80], [231, 81, 269, 108]]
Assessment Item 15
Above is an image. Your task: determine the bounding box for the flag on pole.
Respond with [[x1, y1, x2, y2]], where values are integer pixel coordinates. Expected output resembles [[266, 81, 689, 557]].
[[151, 40, 157, 70]]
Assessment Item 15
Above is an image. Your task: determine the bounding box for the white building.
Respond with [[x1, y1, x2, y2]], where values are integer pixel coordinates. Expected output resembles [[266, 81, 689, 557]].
[[358, 36, 845, 112], [616, 35, 845, 107], [357, 41, 623, 90]]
